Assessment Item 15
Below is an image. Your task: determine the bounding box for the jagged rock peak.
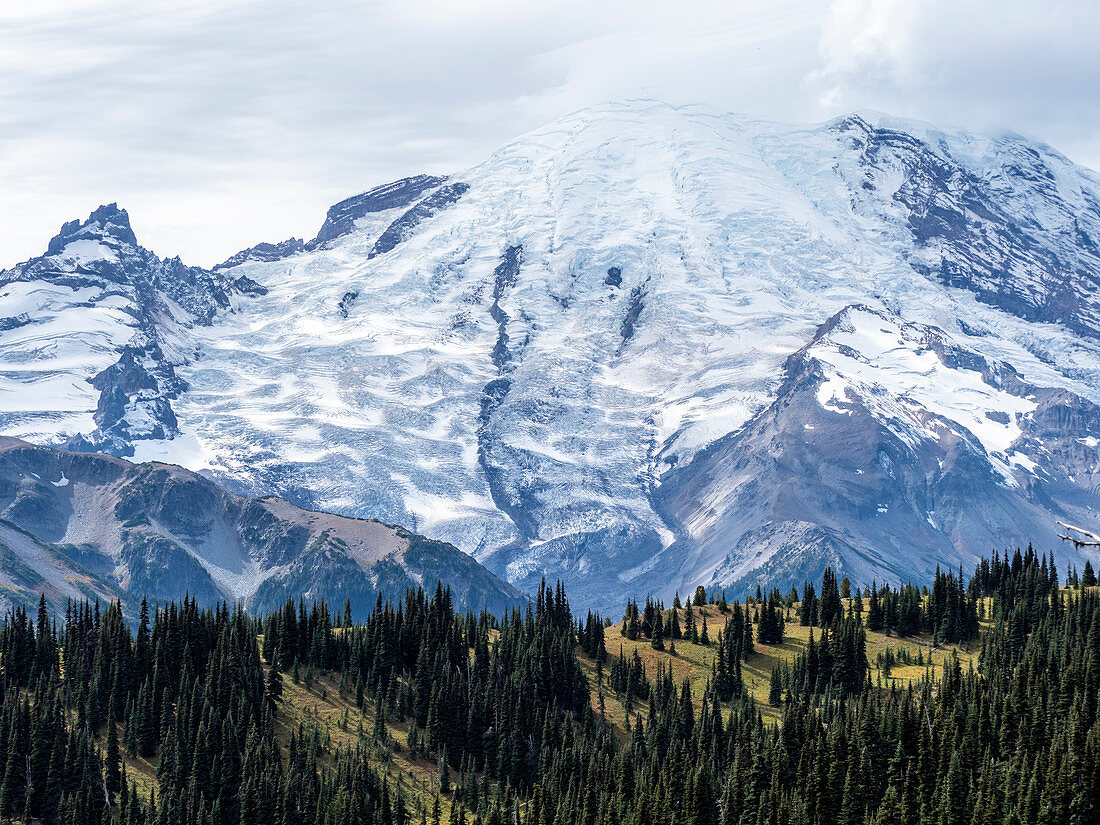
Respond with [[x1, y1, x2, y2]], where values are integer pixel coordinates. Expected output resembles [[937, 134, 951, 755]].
[[46, 203, 138, 254]]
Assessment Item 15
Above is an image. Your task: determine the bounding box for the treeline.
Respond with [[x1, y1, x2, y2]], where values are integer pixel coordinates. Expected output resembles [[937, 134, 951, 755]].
[[3, 543, 1100, 825], [262, 579, 588, 795], [0, 596, 408, 825], [526, 554, 1097, 824]]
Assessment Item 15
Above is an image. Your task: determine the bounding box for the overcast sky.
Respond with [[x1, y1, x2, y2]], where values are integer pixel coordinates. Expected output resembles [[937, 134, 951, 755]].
[[2, 0, 1098, 267]]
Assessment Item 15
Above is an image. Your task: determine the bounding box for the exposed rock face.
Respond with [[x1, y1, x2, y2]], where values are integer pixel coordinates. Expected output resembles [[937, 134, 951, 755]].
[[5, 103, 1100, 606], [0, 437, 524, 616], [369, 182, 469, 258], [214, 238, 305, 271], [832, 115, 1100, 339], [207, 174, 451, 270], [653, 306, 1100, 595], [312, 175, 447, 247]]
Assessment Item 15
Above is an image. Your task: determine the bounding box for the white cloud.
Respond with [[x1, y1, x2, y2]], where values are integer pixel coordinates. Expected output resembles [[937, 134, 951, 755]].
[[807, 0, 1100, 163], [0, 0, 1096, 268]]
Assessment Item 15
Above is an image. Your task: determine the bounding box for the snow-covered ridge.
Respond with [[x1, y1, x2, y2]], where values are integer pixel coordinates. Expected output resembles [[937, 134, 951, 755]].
[[3, 102, 1100, 605], [0, 203, 253, 457], [812, 306, 1036, 474]]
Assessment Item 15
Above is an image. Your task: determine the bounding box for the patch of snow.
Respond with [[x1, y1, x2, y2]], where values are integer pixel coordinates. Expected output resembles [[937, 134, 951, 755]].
[[1010, 452, 1039, 473], [813, 307, 1036, 462], [59, 239, 118, 264]]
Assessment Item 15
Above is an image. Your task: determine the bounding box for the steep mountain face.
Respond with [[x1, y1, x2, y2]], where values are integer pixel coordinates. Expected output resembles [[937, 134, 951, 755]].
[[0, 437, 522, 616], [655, 305, 1100, 594], [3, 101, 1100, 605], [0, 204, 262, 457]]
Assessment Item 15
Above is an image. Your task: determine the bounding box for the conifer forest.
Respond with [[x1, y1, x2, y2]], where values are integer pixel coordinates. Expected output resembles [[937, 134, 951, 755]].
[[1, 546, 1098, 825]]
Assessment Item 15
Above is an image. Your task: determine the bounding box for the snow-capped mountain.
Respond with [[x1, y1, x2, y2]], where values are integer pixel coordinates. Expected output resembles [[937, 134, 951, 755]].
[[4, 101, 1100, 606]]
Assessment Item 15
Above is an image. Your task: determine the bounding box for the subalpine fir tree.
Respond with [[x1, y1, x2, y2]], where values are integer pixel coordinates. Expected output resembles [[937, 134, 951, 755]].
[[819, 567, 842, 626], [756, 598, 778, 645], [768, 666, 782, 706], [866, 583, 884, 631], [756, 595, 784, 645], [801, 583, 817, 627], [105, 710, 122, 803], [266, 662, 283, 707], [694, 586, 707, 607], [668, 607, 682, 640], [1083, 560, 1097, 588]]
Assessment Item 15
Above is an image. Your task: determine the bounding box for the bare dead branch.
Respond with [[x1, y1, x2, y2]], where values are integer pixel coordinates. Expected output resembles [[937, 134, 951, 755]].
[[1057, 521, 1100, 548]]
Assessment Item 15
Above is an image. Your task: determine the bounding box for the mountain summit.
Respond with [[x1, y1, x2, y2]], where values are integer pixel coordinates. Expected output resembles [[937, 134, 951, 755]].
[[4, 101, 1100, 605], [46, 203, 139, 252]]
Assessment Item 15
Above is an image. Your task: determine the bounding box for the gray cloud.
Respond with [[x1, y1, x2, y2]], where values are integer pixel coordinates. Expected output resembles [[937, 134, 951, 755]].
[[0, 0, 1097, 267]]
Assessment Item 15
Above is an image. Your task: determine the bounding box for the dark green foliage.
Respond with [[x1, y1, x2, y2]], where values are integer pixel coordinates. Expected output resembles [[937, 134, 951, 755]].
[[800, 582, 817, 627], [0, 596, 405, 825], [579, 610, 608, 661], [3, 546, 1098, 825], [866, 581, 884, 631], [545, 554, 1100, 825], [693, 586, 707, 607], [755, 593, 784, 645], [863, 565, 979, 642], [1083, 560, 1097, 588], [818, 567, 842, 626], [773, 616, 868, 698]]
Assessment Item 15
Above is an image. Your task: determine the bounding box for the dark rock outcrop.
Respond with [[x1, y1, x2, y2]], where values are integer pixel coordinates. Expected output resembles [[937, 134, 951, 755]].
[[835, 116, 1100, 338], [313, 175, 447, 247], [370, 182, 469, 258], [214, 238, 305, 271]]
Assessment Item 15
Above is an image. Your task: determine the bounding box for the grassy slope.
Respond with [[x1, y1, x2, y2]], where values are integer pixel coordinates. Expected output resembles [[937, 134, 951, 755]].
[[583, 602, 984, 726], [109, 652, 448, 817], [107, 598, 992, 813]]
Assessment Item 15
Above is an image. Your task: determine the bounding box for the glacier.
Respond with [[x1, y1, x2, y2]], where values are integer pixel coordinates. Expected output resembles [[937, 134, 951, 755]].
[[4, 101, 1100, 606]]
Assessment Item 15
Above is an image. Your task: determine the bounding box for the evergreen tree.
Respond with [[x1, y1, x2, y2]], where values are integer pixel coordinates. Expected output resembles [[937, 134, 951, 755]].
[[866, 583, 884, 632], [801, 583, 817, 627], [1082, 560, 1097, 588], [693, 586, 707, 607], [105, 710, 122, 804], [819, 567, 842, 626]]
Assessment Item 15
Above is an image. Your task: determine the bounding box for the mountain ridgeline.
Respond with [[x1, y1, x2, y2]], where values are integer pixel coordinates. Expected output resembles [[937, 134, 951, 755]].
[[2, 545, 1099, 825], [0, 437, 522, 617]]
